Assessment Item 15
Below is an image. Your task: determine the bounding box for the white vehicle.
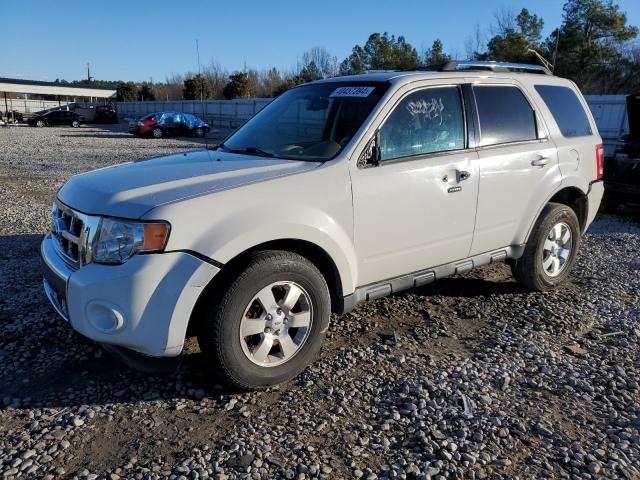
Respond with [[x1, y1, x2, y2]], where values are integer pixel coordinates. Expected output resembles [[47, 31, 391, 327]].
[[42, 61, 604, 389]]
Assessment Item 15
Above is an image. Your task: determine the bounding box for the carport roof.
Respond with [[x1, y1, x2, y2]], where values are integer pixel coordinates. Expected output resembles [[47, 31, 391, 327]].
[[0, 77, 116, 98]]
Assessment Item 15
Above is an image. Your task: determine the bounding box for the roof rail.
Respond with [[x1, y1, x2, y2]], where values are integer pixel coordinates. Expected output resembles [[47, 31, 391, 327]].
[[439, 61, 552, 75]]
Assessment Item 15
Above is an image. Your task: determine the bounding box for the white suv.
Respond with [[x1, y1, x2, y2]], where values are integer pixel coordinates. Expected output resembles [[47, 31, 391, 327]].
[[41, 61, 604, 389]]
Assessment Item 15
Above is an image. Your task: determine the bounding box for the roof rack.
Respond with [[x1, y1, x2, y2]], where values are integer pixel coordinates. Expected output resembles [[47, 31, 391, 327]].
[[438, 61, 552, 75]]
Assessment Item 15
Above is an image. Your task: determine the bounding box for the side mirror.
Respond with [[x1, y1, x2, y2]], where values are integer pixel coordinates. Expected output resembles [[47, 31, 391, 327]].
[[358, 131, 381, 168]]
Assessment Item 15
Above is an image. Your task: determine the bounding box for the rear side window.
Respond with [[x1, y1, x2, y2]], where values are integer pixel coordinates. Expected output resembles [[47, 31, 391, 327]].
[[534, 85, 592, 138], [474, 85, 537, 146]]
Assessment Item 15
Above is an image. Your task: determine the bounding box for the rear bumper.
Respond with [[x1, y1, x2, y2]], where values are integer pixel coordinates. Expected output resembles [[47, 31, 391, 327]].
[[41, 234, 220, 359], [585, 180, 604, 231]]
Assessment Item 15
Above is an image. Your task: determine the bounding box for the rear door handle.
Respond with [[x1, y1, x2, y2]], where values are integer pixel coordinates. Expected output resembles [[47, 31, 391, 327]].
[[531, 156, 550, 167]]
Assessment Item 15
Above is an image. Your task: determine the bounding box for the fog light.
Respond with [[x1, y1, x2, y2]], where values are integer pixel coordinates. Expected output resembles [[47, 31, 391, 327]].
[[86, 301, 124, 333]]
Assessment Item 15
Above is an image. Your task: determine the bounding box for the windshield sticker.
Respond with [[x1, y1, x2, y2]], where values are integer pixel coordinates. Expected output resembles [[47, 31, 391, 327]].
[[330, 86, 376, 98], [406, 98, 445, 125]]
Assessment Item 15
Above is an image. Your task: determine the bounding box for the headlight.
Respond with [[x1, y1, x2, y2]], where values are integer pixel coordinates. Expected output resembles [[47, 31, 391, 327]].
[[92, 218, 170, 265]]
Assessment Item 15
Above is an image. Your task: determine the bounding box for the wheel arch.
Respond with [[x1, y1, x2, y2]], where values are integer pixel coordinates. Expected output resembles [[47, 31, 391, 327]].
[[186, 238, 346, 338], [524, 185, 589, 244]]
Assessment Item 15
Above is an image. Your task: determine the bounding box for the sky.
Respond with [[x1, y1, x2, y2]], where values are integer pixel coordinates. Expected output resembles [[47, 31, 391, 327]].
[[2, 0, 640, 83]]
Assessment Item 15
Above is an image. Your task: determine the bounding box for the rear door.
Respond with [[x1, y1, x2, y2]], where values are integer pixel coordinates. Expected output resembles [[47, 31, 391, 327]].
[[350, 82, 480, 286], [470, 80, 561, 255]]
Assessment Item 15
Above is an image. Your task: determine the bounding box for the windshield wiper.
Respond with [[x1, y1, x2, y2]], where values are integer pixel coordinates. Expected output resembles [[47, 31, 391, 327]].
[[220, 145, 276, 158]]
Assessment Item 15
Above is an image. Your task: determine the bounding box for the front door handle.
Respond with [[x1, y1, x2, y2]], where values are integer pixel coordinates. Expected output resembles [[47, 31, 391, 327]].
[[531, 156, 550, 167], [458, 170, 471, 181]]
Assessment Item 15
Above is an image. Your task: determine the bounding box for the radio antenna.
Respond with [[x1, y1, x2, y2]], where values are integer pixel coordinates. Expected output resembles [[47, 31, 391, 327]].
[[195, 39, 208, 148]]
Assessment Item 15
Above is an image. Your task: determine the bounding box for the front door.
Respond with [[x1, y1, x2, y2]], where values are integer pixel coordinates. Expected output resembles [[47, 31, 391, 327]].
[[350, 84, 480, 286]]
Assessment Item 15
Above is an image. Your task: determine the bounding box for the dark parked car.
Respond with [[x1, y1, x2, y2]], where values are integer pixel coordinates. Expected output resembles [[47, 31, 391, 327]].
[[94, 105, 118, 124], [27, 110, 86, 128], [602, 93, 640, 211], [128, 112, 209, 138]]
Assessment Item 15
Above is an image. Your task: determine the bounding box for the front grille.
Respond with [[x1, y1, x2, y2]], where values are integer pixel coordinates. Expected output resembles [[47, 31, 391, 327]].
[[50, 202, 99, 268]]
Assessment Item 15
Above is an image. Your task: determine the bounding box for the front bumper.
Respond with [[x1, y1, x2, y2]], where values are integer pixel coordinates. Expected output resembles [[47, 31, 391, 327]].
[[41, 234, 220, 359]]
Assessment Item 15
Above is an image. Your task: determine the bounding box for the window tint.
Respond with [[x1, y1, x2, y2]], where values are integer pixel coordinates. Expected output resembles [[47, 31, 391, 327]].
[[534, 85, 592, 138], [379, 86, 465, 161], [474, 86, 537, 146]]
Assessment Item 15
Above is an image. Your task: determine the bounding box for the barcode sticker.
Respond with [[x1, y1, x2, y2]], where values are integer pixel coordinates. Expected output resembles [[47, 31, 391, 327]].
[[329, 86, 376, 98]]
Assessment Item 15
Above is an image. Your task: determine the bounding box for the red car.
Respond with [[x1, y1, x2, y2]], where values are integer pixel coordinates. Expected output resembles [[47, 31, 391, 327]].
[[128, 112, 158, 136], [128, 112, 210, 138]]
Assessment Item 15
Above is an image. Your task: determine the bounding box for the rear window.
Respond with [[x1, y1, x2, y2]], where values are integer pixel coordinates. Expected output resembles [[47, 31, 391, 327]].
[[534, 85, 593, 138], [474, 85, 537, 146]]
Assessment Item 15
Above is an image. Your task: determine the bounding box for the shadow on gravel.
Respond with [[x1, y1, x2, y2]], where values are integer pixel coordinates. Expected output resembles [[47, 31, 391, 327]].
[[415, 276, 524, 298]]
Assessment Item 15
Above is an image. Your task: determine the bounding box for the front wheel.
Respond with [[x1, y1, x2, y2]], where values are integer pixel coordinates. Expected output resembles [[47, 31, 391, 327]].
[[36, 120, 45, 127], [198, 251, 330, 389], [195, 127, 204, 138], [71, 119, 80, 128], [152, 127, 163, 138], [511, 203, 581, 291]]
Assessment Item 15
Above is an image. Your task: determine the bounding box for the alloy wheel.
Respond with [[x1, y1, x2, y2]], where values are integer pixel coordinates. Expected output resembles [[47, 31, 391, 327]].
[[239, 281, 313, 367], [542, 222, 572, 277]]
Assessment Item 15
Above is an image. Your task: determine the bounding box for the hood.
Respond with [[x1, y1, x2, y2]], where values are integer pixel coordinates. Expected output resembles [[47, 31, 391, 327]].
[[58, 149, 321, 218]]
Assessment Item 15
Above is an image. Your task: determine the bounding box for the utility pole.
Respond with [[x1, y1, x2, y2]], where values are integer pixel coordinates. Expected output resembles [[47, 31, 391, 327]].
[[86, 62, 92, 82], [552, 29, 560, 73]]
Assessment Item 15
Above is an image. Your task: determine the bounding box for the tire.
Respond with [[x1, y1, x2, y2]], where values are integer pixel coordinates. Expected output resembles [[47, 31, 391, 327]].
[[511, 203, 581, 292], [152, 127, 163, 138], [195, 127, 204, 138], [36, 120, 45, 128], [198, 250, 330, 390], [71, 120, 80, 128]]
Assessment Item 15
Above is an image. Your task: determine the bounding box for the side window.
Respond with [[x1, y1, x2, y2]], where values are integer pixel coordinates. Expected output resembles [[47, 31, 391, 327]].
[[379, 86, 465, 161], [474, 85, 537, 146], [534, 85, 593, 138]]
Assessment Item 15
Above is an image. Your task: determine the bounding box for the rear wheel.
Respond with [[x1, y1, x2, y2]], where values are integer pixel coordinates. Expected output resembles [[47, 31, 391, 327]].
[[36, 120, 45, 127], [71, 119, 80, 128], [198, 251, 330, 389], [152, 127, 163, 138], [195, 127, 204, 138], [511, 203, 581, 291]]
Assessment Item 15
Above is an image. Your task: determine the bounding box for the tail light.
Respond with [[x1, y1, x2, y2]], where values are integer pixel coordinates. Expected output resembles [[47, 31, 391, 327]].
[[596, 144, 604, 180]]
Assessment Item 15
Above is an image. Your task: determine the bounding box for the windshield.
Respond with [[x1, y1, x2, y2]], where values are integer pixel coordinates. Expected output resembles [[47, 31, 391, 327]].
[[222, 82, 388, 161]]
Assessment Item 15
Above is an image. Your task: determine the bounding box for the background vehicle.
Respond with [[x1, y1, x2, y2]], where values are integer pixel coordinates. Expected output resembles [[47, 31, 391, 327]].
[[27, 110, 86, 127], [602, 93, 640, 211], [94, 105, 118, 124], [42, 62, 604, 390], [128, 112, 209, 138]]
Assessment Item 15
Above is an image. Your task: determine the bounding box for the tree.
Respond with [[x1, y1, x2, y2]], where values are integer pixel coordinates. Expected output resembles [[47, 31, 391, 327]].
[[116, 82, 139, 102], [423, 39, 450, 66], [138, 83, 155, 101], [222, 72, 253, 99], [546, 0, 638, 91], [340, 32, 420, 74], [300, 47, 338, 78], [201, 61, 228, 99], [298, 60, 324, 82], [481, 8, 545, 63], [183, 74, 213, 100]]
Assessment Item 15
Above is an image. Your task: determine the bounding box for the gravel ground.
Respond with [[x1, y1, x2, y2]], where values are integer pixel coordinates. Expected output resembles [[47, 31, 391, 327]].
[[1, 123, 639, 480]]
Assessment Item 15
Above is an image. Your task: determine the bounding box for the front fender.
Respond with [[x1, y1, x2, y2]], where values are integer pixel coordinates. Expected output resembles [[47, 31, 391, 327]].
[[148, 161, 358, 295]]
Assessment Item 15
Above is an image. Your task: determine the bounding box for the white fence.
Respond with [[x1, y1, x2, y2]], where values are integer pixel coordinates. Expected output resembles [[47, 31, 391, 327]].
[[115, 99, 273, 129], [3, 98, 74, 114]]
